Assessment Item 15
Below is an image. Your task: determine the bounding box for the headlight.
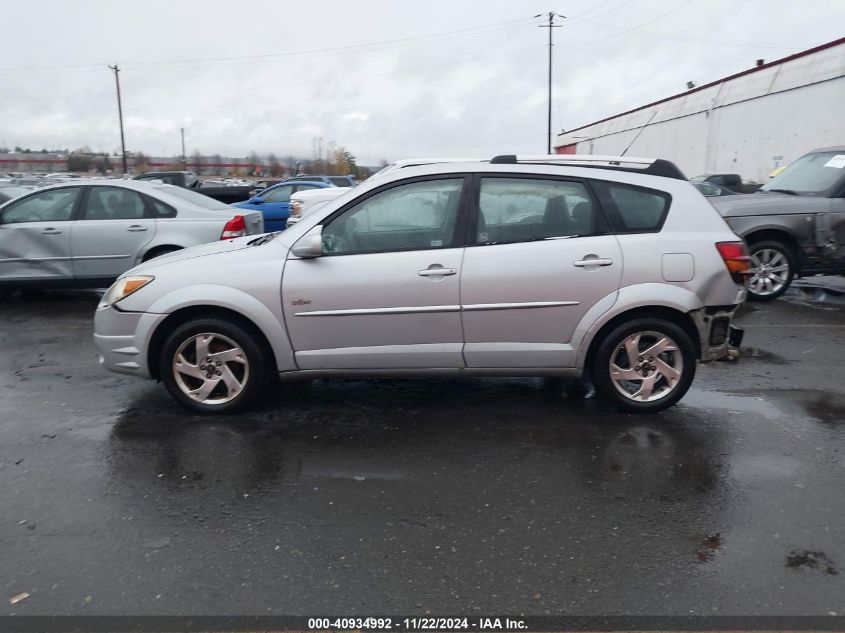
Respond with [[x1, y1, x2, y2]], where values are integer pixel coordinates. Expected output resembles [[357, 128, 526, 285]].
[[290, 200, 302, 217], [99, 275, 154, 308]]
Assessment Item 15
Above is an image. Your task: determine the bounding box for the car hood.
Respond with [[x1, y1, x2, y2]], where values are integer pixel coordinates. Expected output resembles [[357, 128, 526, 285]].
[[708, 192, 809, 217], [121, 235, 259, 277]]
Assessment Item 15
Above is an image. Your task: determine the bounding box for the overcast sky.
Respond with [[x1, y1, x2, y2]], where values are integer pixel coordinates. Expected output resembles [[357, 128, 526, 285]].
[[1, 0, 842, 165]]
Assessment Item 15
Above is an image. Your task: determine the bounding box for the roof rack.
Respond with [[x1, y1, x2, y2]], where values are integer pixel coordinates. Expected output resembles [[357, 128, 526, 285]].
[[392, 158, 483, 167], [489, 154, 687, 180]]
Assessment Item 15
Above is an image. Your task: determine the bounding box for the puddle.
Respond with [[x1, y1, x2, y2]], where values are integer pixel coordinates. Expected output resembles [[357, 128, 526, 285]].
[[786, 549, 839, 575], [684, 388, 845, 426], [739, 346, 790, 364]]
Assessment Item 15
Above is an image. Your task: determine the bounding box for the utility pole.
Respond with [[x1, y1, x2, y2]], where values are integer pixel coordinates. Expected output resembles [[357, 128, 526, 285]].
[[107, 64, 127, 174], [537, 12, 563, 154], [180, 128, 186, 169]]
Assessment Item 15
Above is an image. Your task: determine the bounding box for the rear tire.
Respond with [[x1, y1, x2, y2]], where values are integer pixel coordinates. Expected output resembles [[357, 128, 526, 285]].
[[747, 240, 794, 302], [591, 317, 696, 413], [159, 317, 268, 414]]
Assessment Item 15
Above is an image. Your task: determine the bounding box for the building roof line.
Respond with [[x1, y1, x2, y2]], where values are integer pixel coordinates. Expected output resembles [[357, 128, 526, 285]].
[[557, 35, 845, 141]]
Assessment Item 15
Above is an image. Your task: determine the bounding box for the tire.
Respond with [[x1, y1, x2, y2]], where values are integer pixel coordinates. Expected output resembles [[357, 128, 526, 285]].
[[159, 317, 268, 414], [591, 317, 697, 413], [747, 240, 794, 302], [143, 246, 182, 262]]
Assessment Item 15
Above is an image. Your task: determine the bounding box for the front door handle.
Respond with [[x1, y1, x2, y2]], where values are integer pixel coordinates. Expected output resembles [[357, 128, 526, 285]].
[[41, 228, 62, 235], [127, 225, 148, 232], [574, 257, 613, 267], [418, 266, 457, 277]]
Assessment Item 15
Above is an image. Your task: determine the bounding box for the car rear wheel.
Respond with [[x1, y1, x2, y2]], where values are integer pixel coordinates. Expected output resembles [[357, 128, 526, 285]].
[[160, 317, 268, 414], [591, 318, 696, 413], [747, 240, 794, 301]]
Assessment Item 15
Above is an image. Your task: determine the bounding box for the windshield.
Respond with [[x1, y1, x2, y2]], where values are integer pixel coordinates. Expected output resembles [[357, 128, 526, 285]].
[[155, 185, 231, 210], [761, 151, 845, 196]]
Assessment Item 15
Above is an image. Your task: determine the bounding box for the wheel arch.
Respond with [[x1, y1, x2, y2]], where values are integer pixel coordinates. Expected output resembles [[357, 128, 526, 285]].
[[581, 306, 702, 374], [147, 305, 278, 381], [141, 244, 183, 262], [742, 229, 804, 268]]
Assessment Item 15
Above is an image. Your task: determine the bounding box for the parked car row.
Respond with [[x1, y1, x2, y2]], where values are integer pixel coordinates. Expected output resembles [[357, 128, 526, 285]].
[[0, 180, 263, 289]]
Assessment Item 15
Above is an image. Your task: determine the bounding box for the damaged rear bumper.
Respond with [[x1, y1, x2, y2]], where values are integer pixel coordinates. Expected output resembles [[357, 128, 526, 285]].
[[691, 306, 743, 362]]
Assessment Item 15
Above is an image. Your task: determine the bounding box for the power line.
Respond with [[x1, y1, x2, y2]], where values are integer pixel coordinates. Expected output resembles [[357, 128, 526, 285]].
[[575, 0, 697, 45], [568, 0, 638, 21], [0, 17, 536, 74], [570, 16, 795, 49], [2, 44, 546, 103]]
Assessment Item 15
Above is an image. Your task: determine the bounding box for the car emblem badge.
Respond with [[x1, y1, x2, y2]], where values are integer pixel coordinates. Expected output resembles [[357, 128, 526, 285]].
[[291, 298, 312, 305]]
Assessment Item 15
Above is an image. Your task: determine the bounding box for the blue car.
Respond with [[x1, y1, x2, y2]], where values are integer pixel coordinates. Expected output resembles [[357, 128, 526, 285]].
[[234, 180, 331, 231]]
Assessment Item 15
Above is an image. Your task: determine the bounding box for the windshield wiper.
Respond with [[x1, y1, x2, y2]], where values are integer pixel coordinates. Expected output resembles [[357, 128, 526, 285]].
[[766, 188, 799, 195], [248, 233, 279, 246]]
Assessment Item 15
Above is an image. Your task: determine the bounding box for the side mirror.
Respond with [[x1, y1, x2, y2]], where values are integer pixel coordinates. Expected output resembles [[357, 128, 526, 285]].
[[251, 196, 265, 204], [290, 226, 323, 259]]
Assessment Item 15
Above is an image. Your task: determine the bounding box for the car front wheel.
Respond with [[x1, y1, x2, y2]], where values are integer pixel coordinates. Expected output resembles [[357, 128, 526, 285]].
[[747, 240, 794, 301], [591, 318, 697, 413], [160, 317, 268, 414]]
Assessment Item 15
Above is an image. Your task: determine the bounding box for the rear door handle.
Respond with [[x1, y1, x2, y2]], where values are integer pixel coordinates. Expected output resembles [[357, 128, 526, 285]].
[[127, 225, 148, 232], [41, 228, 62, 235], [573, 258, 613, 267], [418, 267, 457, 277]]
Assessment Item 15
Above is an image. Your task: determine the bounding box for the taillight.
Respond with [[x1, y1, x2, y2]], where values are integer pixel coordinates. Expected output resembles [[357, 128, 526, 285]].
[[220, 215, 246, 240], [716, 241, 751, 284]]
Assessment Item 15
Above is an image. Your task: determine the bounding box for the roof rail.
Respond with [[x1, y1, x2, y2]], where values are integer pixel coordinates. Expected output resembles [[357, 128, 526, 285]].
[[489, 154, 687, 180]]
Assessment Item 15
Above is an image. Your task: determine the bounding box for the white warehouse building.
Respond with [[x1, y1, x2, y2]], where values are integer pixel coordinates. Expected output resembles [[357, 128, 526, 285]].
[[554, 36, 845, 183]]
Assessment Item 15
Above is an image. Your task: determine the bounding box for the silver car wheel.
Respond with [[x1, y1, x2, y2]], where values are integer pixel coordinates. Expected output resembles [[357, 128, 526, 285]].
[[172, 332, 249, 405], [749, 248, 790, 297], [609, 331, 684, 403]]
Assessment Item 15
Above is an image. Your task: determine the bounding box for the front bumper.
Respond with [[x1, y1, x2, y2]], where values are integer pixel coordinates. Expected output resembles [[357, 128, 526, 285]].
[[93, 306, 166, 379], [690, 306, 743, 362]]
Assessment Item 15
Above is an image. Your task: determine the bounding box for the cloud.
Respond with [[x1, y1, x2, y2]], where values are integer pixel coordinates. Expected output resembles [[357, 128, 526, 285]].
[[0, 0, 842, 163]]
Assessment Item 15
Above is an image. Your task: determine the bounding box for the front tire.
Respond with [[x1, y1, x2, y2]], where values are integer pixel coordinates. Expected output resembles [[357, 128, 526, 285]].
[[160, 317, 268, 414], [591, 318, 697, 413], [747, 240, 794, 301]]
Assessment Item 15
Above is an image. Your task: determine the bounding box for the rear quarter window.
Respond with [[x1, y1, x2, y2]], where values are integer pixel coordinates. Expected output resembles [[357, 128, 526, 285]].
[[592, 181, 671, 233], [147, 196, 177, 218]]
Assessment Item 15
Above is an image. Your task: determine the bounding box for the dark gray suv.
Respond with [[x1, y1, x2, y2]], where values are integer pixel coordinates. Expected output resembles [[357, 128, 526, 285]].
[[711, 146, 845, 300]]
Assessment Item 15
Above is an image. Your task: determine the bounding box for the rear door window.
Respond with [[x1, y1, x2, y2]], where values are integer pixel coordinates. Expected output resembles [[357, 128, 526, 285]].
[[264, 185, 294, 203], [83, 187, 148, 220], [474, 177, 602, 245]]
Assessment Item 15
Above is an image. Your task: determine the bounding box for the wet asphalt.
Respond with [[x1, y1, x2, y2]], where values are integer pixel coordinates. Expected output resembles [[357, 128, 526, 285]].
[[0, 290, 844, 616]]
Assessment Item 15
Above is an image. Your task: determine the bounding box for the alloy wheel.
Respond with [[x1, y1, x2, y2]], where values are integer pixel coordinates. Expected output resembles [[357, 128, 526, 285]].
[[608, 330, 684, 403], [749, 247, 790, 297], [172, 332, 249, 405]]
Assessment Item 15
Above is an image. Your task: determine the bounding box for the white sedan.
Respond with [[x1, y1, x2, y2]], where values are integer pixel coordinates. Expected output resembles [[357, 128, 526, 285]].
[[287, 186, 351, 227], [0, 179, 263, 289]]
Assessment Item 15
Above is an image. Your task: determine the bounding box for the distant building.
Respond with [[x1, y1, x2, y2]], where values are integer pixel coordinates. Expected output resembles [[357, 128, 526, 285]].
[[0, 152, 266, 176], [0, 152, 67, 172], [555, 36, 845, 182]]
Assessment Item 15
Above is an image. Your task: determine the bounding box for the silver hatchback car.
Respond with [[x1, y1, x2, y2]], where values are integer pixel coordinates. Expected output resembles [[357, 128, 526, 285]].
[[94, 155, 749, 414]]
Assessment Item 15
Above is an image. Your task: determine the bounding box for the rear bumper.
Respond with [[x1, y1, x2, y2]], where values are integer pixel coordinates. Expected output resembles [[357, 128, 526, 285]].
[[690, 306, 743, 362]]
